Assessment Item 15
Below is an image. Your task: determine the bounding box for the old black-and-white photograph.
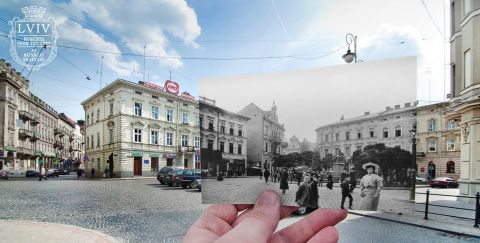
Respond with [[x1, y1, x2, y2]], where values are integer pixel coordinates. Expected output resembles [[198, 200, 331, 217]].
[[200, 57, 417, 214]]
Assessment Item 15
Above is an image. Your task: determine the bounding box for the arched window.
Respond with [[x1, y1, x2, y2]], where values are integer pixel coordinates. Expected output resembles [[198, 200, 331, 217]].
[[446, 161, 455, 174]]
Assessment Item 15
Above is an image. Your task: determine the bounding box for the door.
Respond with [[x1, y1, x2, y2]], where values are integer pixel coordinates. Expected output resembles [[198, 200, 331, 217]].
[[184, 159, 188, 169], [167, 158, 173, 167], [134, 156, 142, 176]]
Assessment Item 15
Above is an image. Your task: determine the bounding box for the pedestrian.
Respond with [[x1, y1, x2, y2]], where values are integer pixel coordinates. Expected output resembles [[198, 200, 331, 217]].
[[91, 167, 95, 178], [326, 172, 334, 190], [358, 162, 383, 211], [104, 166, 109, 178], [279, 167, 289, 194], [296, 172, 302, 186], [349, 168, 357, 193], [295, 173, 319, 209], [263, 169, 270, 183], [340, 169, 348, 183], [273, 170, 278, 183], [39, 166, 47, 181], [340, 177, 353, 209], [319, 174, 324, 187]]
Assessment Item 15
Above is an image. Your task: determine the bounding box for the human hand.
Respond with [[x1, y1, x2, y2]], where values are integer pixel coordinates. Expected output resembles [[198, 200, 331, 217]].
[[183, 190, 347, 243]]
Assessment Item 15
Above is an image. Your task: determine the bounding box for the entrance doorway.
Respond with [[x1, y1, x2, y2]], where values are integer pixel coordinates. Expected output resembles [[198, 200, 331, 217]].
[[133, 156, 142, 176], [166, 158, 173, 166], [184, 159, 188, 169]]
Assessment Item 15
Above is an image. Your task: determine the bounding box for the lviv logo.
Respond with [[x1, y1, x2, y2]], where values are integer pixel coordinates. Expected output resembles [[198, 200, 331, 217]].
[[8, 6, 58, 71]]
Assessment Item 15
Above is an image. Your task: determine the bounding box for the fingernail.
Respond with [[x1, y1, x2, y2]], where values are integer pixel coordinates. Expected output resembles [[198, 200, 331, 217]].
[[258, 190, 278, 206]]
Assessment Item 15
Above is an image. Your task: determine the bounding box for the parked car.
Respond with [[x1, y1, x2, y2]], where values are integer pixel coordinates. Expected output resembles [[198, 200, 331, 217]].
[[179, 169, 201, 189], [416, 176, 427, 183], [157, 167, 183, 185], [46, 169, 59, 177], [172, 170, 187, 187], [58, 169, 70, 175], [26, 170, 40, 177], [191, 178, 201, 191], [429, 177, 458, 188], [0, 169, 8, 180]]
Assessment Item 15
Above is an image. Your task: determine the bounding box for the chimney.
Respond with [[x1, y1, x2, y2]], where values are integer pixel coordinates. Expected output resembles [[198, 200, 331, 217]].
[[394, 105, 400, 109], [386, 106, 391, 111], [364, 111, 370, 115], [404, 102, 411, 108], [413, 101, 419, 106]]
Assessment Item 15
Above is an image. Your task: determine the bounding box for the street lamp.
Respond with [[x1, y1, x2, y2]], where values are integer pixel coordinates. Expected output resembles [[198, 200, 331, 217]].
[[410, 124, 417, 201], [342, 33, 357, 63]]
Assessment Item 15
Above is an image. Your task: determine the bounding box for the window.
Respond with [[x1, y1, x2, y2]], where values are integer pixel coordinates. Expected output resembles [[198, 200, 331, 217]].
[[344, 147, 350, 157], [464, 49, 472, 88], [151, 130, 158, 145], [91, 135, 94, 148], [265, 142, 268, 152], [395, 126, 401, 137], [183, 103, 188, 107], [220, 122, 225, 133], [109, 129, 113, 144], [151, 106, 159, 119], [86, 115, 89, 125], [335, 133, 339, 141], [448, 120, 457, 130], [151, 157, 159, 171], [208, 119, 214, 131], [369, 128, 374, 138], [220, 142, 225, 152], [181, 135, 189, 147], [428, 139, 437, 152], [134, 128, 142, 143], [357, 130, 361, 139], [447, 161, 455, 173], [229, 143, 234, 154], [91, 113, 94, 124], [195, 116, 200, 127], [345, 132, 350, 140], [207, 139, 213, 150], [166, 109, 173, 122], [464, 0, 471, 15], [229, 124, 234, 135], [447, 139, 455, 151], [166, 132, 173, 146], [325, 135, 329, 142], [109, 103, 114, 116], [428, 119, 437, 132], [324, 149, 328, 155], [356, 146, 362, 152], [182, 112, 189, 124], [152, 95, 158, 99], [87, 136, 90, 149], [238, 144, 242, 155], [383, 128, 388, 138], [194, 137, 200, 148], [135, 90, 142, 95], [96, 109, 100, 122], [238, 126, 243, 137], [134, 102, 142, 116]]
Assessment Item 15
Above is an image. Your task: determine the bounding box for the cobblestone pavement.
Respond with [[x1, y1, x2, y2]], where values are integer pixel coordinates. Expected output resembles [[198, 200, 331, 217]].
[[203, 177, 413, 214], [0, 178, 477, 242]]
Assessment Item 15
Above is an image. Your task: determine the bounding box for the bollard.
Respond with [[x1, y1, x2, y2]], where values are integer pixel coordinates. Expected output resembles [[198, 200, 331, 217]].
[[475, 192, 480, 228], [424, 189, 430, 220]]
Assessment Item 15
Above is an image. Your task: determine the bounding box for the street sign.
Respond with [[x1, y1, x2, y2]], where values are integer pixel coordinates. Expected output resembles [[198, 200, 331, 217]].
[[144, 159, 149, 164]]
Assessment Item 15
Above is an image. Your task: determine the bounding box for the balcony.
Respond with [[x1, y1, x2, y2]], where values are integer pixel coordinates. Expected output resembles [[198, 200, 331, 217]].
[[69, 134, 74, 142], [17, 146, 33, 155], [18, 110, 34, 121], [54, 128, 65, 137], [30, 115, 40, 125], [18, 129, 33, 139], [178, 145, 196, 153], [31, 132, 40, 141], [54, 141, 64, 149], [69, 146, 73, 152]]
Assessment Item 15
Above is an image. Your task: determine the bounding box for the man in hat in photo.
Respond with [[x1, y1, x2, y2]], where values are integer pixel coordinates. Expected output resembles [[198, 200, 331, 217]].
[[358, 162, 383, 211], [349, 167, 357, 193]]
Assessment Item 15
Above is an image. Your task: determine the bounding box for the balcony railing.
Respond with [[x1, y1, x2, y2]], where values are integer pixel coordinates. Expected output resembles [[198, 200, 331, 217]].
[[54, 128, 65, 137], [178, 145, 196, 153], [31, 132, 40, 141], [18, 129, 33, 139], [18, 110, 34, 121], [54, 141, 64, 149]]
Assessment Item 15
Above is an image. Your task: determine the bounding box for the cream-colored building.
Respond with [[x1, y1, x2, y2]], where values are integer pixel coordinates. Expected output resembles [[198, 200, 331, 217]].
[[0, 58, 83, 175], [284, 135, 301, 154], [82, 79, 200, 177], [416, 102, 461, 179], [199, 98, 249, 175], [316, 102, 417, 160], [449, 0, 480, 201]]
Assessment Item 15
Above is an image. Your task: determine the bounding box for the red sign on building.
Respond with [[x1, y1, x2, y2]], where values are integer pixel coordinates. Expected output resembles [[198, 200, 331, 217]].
[[164, 80, 179, 95], [181, 91, 195, 100], [141, 81, 162, 91]]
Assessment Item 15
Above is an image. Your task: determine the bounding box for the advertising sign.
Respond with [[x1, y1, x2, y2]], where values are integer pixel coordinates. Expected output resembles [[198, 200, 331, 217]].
[[164, 80, 179, 95]]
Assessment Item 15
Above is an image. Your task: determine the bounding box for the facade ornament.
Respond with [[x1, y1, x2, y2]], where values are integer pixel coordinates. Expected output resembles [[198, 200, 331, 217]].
[[462, 123, 470, 143]]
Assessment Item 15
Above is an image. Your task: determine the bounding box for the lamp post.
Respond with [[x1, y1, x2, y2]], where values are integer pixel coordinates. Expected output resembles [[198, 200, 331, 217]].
[[342, 33, 357, 63], [410, 124, 417, 201]]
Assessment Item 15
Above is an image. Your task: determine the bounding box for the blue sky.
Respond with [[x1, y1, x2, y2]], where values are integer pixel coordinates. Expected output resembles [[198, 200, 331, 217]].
[[0, 0, 448, 129]]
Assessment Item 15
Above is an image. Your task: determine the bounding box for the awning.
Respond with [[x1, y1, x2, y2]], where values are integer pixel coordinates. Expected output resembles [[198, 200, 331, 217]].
[[5, 146, 16, 152], [150, 153, 160, 158], [34, 150, 43, 156], [131, 151, 143, 157], [43, 152, 56, 157]]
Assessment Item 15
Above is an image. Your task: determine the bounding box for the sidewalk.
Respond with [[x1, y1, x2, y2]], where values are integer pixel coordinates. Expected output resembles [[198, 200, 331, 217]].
[[0, 220, 121, 243]]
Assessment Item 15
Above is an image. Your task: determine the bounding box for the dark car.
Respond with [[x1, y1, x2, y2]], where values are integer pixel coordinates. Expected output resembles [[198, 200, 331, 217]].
[[157, 167, 183, 185], [179, 169, 201, 188], [172, 170, 187, 187], [429, 177, 458, 188], [46, 169, 59, 177], [191, 178, 201, 191], [26, 170, 40, 177]]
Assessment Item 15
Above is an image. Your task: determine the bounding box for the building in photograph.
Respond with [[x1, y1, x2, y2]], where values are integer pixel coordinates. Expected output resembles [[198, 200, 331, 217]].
[[449, 0, 480, 201], [238, 102, 286, 174], [199, 97, 249, 176], [0, 58, 82, 175], [81, 79, 200, 177], [315, 102, 417, 173], [284, 135, 301, 154], [416, 102, 460, 180]]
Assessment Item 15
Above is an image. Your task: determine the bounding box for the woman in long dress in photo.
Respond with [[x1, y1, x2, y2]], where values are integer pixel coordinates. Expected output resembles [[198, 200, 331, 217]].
[[358, 162, 383, 211], [279, 167, 289, 194]]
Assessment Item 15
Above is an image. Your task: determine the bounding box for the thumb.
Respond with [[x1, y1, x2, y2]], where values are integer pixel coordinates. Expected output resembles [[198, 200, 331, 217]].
[[216, 190, 281, 243]]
